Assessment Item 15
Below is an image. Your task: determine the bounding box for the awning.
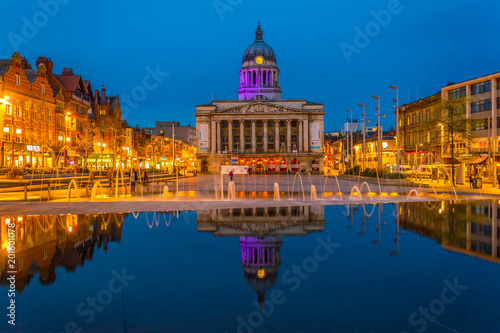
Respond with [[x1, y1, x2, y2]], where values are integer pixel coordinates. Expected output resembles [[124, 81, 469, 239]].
[[470, 155, 489, 164]]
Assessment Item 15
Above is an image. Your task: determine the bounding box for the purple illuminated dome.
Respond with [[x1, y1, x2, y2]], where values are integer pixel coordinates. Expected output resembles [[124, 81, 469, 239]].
[[238, 22, 282, 101], [242, 22, 277, 64]]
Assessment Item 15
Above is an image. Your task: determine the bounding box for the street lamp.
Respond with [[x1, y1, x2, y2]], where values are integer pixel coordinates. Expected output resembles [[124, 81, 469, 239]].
[[97, 142, 106, 170], [372, 95, 386, 170], [346, 109, 353, 168], [358, 103, 370, 171], [389, 85, 400, 172]]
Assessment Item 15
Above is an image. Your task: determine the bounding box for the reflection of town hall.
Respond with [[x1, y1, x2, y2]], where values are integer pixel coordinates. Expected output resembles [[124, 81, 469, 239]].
[[195, 23, 325, 173]]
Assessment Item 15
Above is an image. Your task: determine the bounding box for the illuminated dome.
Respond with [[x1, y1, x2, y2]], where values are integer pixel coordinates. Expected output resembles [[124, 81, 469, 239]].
[[238, 22, 281, 100], [242, 22, 277, 64]]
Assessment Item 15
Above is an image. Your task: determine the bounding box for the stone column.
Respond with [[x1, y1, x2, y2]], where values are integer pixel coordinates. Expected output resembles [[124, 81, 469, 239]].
[[303, 118, 309, 152], [240, 120, 244, 153], [286, 119, 291, 153], [251, 120, 256, 154], [275, 120, 279, 153], [211, 120, 216, 153], [216, 121, 221, 154], [298, 120, 303, 153], [263, 120, 268, 153], [228, 121, 233, 153]]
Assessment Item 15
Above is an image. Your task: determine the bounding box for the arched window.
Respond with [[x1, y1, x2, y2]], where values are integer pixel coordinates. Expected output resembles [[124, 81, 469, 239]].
[[253, 72, 256, 86], [263, 70, 267, 85]]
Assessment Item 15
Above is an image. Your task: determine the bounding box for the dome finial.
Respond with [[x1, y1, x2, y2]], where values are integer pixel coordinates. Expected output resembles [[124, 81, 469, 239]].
[[255, 21, 263, 42]]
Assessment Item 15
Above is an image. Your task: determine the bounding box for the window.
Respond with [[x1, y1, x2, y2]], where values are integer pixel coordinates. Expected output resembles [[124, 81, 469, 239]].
[[252, 72, 256, 86], [48, 111, 53, 122], [471, 99, 491, 113], [14, 101, 20, 116], [245, 144, 251, 149], [234, 122, 239, 128], [100, 109, 105, 115], [268, 143, 274, 150], [234, 135, 239, 142], [279, 135, 285, 142], [291, 121, 297, 127], [70, 103, 75, 111], [222, 121, 228, 128], [15, 75, 20, 86], [256, 121, 262, 128], [291, 135, 297, 142], [41, 84, 45, 94], [449, 87, 466, 99], [245, 121, 251, 128], [268, 135, 274, 142], [222, 136, 228, 142], [280, 121, 285, 127], [471, 81, 491, 95], [245, 136, 250, 142], [257, 135, 262, 142], [79, 106, 84, 114]]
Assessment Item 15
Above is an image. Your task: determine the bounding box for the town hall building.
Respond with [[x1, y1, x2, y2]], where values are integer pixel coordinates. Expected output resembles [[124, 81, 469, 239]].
[[195, 22, 325, 174]]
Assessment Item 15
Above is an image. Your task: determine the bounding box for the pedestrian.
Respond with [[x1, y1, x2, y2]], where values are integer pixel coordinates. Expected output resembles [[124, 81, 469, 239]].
[[130, 168, 137, 192], [89, 170, 95, 188], [229, 170, 234, 182], [143, 170, 148, 185], [469, 174, 473, 188]]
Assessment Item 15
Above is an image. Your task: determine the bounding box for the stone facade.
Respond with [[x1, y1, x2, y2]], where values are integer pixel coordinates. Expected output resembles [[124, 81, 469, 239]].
[[195, 23, 325, 174]]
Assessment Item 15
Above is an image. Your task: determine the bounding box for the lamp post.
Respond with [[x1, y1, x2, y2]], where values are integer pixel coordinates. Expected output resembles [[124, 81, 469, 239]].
[[346, 109, 353, 168], [358, 103, 369, 171], [389, 85, 399, 172], [372, 95, 384, 170], [97, 142, 106, 170], [255, 56, 264, 101]]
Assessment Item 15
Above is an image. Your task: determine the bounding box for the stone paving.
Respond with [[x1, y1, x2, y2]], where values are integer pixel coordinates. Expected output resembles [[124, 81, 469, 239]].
[[0, 174, 497, 215]]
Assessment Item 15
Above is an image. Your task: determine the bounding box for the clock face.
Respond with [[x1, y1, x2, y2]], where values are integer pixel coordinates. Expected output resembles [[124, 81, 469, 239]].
[[255, 56, 264, 65]]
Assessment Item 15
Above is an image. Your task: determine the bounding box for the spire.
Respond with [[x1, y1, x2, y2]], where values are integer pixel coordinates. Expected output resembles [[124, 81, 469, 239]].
[[255, 21, 263, 42]]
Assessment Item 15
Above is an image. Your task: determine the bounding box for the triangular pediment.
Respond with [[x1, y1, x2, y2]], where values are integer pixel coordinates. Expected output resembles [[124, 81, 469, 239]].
[[214, 102, 305, 115]]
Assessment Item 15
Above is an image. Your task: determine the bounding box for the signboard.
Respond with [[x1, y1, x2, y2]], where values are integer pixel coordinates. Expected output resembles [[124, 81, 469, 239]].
[[310, 123, 321, 149], [382, 142, 388, 149], [199, 124, 209, 151], [71, 93, 91, 106], [27, 145, 40, 152], [221, 165, 249, 175]]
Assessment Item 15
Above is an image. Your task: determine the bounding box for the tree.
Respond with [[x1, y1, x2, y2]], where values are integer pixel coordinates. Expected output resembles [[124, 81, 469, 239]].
[[424, 96, 478, 186], [76, 117, 94, 167]]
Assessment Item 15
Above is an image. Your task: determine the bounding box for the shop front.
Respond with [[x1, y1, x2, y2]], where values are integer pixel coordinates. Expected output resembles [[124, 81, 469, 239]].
[[1, 143, 54, 167], [87, 153, 115, 170]]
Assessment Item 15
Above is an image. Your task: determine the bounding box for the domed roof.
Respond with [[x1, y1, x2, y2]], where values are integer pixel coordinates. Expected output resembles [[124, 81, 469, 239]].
[[242, 22, 276, 64]]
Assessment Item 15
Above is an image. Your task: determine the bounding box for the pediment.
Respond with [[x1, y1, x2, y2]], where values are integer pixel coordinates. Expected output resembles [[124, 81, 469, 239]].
[[214, 102, 305, 115]]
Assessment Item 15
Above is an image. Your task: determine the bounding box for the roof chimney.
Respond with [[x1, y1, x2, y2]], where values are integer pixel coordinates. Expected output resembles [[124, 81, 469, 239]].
[[61, 68, 74, 75], [36, 57, 53, 74]]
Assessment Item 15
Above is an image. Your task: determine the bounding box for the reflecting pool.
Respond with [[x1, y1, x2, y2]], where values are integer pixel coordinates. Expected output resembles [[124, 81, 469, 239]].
[[1, 200, 500, 332]]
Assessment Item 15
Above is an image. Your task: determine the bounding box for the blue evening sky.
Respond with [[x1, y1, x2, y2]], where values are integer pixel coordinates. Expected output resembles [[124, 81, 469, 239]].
[[0, 0, 498, 131]]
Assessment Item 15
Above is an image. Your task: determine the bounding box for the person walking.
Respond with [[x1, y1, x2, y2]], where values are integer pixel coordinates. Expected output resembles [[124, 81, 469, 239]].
[[469, 174, 473, 188], [130, 168, 137, 193], [229, 170, 234, 182]]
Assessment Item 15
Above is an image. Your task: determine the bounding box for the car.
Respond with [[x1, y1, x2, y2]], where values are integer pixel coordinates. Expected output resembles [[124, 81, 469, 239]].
[[413, 165, 432, 178], [391, 164, 412, 176]]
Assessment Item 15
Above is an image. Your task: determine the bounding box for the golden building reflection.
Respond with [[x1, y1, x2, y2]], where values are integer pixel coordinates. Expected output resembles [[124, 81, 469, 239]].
[[0, 213, 125, 292], [399, 200, 499, 263]]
